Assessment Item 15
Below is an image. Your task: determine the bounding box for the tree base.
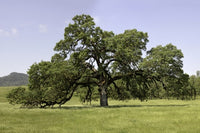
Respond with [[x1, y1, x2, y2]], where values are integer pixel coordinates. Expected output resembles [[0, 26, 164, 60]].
[[100, 89, 108, 106]]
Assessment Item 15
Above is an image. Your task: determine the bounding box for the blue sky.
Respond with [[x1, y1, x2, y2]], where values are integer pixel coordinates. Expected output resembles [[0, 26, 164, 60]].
[[0, 0, 200, 76]]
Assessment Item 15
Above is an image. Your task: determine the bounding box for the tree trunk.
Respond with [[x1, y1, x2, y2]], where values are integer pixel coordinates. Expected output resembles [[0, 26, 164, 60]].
[[100, 86, 108, 106], [193, 87, 196, 100]]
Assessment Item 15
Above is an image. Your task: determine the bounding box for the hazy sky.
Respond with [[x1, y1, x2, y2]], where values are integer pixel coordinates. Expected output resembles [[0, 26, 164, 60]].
[[0, 0, 200, 76]]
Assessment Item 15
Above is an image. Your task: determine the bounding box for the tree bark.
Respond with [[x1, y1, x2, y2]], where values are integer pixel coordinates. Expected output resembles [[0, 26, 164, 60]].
[[99, 86, 108, 106]]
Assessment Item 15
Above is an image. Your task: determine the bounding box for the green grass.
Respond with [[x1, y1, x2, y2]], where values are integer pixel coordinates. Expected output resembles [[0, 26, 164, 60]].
[[1, 87, 200, 133], [0, 86, 18, 102]]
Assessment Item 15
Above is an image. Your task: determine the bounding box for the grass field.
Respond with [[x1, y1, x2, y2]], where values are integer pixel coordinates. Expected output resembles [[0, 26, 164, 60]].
[[1, 87, 200, 133]]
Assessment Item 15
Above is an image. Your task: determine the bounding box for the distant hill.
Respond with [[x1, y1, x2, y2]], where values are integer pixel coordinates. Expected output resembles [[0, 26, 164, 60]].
[[0, 72, 29, 86]]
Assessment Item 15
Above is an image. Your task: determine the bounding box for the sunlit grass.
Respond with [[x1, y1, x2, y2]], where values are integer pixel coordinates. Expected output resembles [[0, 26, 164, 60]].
[[1, 87, 200, 133]]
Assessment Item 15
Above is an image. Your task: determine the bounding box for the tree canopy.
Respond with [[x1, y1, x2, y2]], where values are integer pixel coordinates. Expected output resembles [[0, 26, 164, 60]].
[[7, 14, 189, 108], [141, 44, 189, 99], [53, 14, 150, 106]]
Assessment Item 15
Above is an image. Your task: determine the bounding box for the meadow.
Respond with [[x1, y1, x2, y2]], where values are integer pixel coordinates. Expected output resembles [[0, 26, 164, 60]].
[[1, 86, 200, 133]]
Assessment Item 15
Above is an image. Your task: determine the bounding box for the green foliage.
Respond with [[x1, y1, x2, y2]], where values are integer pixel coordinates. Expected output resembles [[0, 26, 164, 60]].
[[141, 44, 189, 99], [107, 79, 132, 100], [7, 87, 26, 105], [77, 86, 99, 104], [28, 60, 86, 108], [7, 60, 86, 108], [187, 75, 200, 99]]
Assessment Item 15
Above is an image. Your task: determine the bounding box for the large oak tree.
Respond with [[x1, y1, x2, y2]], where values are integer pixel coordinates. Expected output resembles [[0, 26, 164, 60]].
[[7, 14, 189, 107], [53, 14, 148, 106]]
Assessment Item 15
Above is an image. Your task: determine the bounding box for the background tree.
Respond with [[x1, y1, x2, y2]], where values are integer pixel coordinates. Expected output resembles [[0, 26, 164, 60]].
[[188, 75, 200, 99], [141, 44, 189, 99]]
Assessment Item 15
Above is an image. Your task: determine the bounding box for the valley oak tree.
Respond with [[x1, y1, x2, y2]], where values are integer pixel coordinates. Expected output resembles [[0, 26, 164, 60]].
[[53, 14, 149, 106], [7, 14, 189, 107]]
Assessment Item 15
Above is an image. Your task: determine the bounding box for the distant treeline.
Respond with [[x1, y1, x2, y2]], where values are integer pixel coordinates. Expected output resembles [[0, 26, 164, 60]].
[[0, 72, 28, 86]]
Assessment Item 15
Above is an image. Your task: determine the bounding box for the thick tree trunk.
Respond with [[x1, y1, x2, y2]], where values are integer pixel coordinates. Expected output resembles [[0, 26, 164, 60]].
[[100, 86, 108, 106]]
